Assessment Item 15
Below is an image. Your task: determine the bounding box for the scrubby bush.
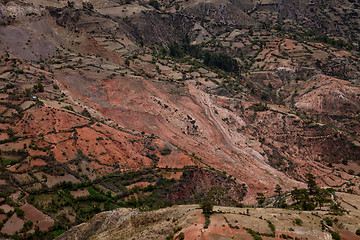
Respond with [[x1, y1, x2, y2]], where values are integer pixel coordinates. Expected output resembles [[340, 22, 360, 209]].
[[323, 217, 333, 226], [149, 0, 160, 10], [160, 147, 172, 155], [176, 232, 185, 239], [331, 231, 340, 240], [295, 218, 303, 226]]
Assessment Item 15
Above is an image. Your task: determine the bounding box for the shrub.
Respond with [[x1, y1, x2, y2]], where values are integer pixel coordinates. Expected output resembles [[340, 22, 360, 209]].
[[295, 218, 303, 226], [64, 105, 74, 111], [253, 103, 268, 112], [331, 231, 340, 240], [6, 83, 15, 89], [34, 83, 44, 92], [81, 109, 91, 118], [176, 232, 185, 240], [149, 0, 160, 10], [256, 192, 265, 206], [204, 213, 211, 229], [15, 207, 24, 217], [160, 147, 172, 155], [166, 233, 174, 240], [280, 234, 293, 239], [267, 220, 275, 234], [244, 227, 263, 240], [67, 1, 74, 8], [82, 2, 94, 10], [324, 217, 333, 226]]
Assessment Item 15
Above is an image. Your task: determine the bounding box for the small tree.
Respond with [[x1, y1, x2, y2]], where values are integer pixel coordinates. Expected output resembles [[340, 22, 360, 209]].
[[67, 1, 74, 8], [275, 184, 282, 196], [201, 201, 213, 213], [305, 173, 318, 195], [256, 193, 265, 206], [83, 2, 94, 11]]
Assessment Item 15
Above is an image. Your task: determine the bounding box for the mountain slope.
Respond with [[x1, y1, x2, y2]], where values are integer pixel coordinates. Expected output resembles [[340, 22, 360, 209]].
[[0, 0, 360, 238]]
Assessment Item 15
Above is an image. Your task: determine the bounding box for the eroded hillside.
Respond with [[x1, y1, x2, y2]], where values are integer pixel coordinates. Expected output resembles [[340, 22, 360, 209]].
[[57, 192, 360, 240], [0, 0, 360, 238]]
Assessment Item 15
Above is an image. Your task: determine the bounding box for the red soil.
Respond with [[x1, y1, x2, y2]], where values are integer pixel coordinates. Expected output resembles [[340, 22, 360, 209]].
[[30, 158, 47, 166], [70, 189, 90, 198], [2, 214, 24, 235], [21, 203, 54, 231]]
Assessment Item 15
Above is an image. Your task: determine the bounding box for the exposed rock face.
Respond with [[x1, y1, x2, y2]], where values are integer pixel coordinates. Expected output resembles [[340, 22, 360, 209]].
[[57, 207, 187, 240], [57, 208, 139, 240]]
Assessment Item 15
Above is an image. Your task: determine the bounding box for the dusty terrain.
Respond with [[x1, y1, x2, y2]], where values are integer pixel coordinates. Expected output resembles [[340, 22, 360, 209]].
[[58, 192, 360, 240], [0, 0, 359, 238]]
